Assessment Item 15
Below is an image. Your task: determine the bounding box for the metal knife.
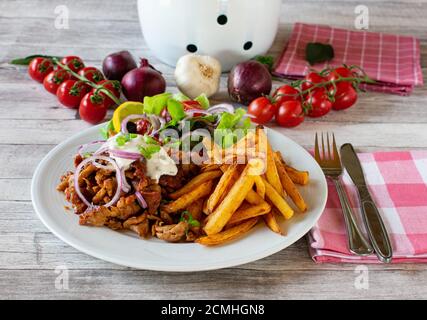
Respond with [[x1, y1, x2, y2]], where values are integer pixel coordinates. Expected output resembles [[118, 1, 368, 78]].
[[340, 143, 393, 263]]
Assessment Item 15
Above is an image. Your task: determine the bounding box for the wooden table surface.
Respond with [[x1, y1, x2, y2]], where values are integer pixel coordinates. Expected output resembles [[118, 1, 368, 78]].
[[1, 0, 427, 299]]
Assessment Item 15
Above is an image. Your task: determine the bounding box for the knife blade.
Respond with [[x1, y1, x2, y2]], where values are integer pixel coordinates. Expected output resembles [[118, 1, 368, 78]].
[[340, 143, 393, 263]]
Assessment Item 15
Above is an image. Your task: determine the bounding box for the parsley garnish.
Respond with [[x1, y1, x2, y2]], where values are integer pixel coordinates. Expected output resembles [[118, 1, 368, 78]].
[[138, 145, 160, 159], [180, 211, 200, 228], [116, 133, 137, 146], [143, 135, 158, 145]]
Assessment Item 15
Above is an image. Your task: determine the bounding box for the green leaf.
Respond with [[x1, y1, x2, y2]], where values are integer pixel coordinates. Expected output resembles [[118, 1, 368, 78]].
[[167, 99, 185, 121], [194, 93, 210, 109], [10, 54, 62, 65], [180, 211, 200, 227], [254, 55, 274, 71], [217, 108, 246, 129], [241, 117, 252, 130], [138, 145, 160, 159], [100, 120, 114, 139], [143, 92, 172, 115], [172, 92, 190, 102], [143, 135, 158, 145], [116, 133, 137, 146], [305, 42, 334, 65]]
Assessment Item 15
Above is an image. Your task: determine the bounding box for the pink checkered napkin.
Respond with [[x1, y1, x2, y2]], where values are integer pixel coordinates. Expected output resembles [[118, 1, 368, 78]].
[[308, 151, 427, 263], [273, 23, 424, 95]]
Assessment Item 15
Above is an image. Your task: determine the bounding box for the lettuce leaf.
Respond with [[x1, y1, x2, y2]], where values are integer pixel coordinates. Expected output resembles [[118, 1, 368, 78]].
[[143, 92, 172, 115]]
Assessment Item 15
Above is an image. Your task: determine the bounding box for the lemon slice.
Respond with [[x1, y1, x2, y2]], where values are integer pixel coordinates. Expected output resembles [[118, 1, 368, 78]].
[[112, 101, 145, 132]]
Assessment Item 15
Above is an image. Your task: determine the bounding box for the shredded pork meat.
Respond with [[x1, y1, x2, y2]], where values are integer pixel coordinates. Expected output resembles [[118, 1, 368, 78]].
[[57, 156, 198, 242]]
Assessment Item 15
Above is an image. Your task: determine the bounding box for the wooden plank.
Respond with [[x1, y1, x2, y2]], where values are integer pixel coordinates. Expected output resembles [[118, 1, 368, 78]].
[[0, 268, 427, 299]]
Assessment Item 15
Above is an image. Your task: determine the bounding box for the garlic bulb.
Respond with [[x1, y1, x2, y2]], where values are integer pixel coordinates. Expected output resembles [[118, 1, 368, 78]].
[[174, 54, 221, 99]]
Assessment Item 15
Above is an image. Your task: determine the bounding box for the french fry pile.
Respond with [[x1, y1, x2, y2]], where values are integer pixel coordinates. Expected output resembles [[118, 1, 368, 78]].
[[162, 127, 310, 246]]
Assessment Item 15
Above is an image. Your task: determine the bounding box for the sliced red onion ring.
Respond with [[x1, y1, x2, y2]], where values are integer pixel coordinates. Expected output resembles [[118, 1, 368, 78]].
[[207, 103, 235, 114], [135, 191, 148, 209], [121, 114, 148, 134], [121, 168, 131, 193], [94, 145, 109, 155], [78, 140, 106, 156], [74, 155, 122, 209], [148, 114, 160, 131], [149, 114, 168, 136], [109, 149, 142, 160]]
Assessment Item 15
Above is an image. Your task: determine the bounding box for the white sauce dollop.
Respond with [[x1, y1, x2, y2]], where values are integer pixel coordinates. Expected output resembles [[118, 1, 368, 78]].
[[105, 133, 177, 181]]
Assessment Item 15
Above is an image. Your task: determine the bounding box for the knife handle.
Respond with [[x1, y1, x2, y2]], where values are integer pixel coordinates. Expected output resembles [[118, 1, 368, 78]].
[[358, 185, 393, 263], [333, 179, 373, 256]]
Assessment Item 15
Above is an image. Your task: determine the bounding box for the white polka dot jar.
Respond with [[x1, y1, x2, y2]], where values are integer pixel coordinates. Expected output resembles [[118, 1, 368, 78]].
[[137, 0, 282, 71]]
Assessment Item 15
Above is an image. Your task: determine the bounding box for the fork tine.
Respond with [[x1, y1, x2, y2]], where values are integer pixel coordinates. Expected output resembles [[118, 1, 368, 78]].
[[321, 132, 326, 160], [327, 132, 332, 160], [332, 132, 339, 161], [314, 132, 321, 162]]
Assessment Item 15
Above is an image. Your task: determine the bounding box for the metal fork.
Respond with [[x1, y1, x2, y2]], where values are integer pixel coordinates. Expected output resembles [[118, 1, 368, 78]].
[[315, 132, 373, 255]]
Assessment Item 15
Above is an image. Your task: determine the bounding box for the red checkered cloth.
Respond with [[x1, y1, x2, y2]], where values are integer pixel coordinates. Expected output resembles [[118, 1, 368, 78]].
[[273, 23, 424, 95], [309, 151, 427, 263]]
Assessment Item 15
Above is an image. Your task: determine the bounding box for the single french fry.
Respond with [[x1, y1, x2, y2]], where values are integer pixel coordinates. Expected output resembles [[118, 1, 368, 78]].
[[285, 165, 310, 185], [253, 175, 265, 199], [257, 128, 283, 195], [196, 217, 259, 246], [204, 163, 256, 235], [222, 131, 256, 162], [274, 151, 309, 185], [202, 137, 222, 164], [245, 189, 264, 205], [262, 178, 294, 219], [263, 211, 283, 235], [207, 164, 239, 213], [163, 181, 213, 214], [227, 201, 271, 226], [169, 170, 222, 200], [201, 163, 221, 172], [273, 153, 307, 212], [202, 198, 209, 215], [186, 198, 205, 221]]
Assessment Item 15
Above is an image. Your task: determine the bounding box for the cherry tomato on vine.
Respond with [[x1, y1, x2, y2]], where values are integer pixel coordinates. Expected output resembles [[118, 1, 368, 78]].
[[247, 97, 277, 124], [91, 80, 121, 108], [57, 80, 90, 109], [301, 72, 326, 91], [79, 92, 107, 124], [275, 100, 305, 127], [329, 82, 358, 110], [326, 67, 355, 82], [43, 69, 71, 94], [304, 88, 332, 118], [28, 57, 54, 83], [59, 56, 85, 73], [78, 67, 104, 83], [273, 85, 300, 105]]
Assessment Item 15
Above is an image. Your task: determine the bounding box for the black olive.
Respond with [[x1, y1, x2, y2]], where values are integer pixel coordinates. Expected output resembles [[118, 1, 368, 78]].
[[126, 121, 137, 133]]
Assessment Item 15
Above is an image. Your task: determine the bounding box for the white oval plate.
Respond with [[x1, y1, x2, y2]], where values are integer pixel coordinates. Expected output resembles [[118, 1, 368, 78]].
[[32, 125, 327, 271]]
